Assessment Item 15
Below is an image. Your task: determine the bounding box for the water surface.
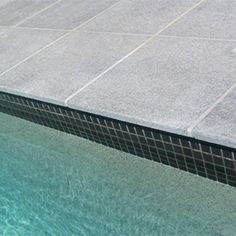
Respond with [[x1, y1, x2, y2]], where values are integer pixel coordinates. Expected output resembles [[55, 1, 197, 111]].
[[0, 112, 236, 235]]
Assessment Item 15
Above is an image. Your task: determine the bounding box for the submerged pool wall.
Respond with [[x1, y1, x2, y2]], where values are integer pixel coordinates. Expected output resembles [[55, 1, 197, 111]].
[[0, 91, 236, 187]]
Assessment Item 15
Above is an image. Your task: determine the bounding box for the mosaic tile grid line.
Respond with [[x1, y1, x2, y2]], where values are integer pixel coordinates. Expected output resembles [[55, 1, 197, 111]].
[[0, 91, 236, 187]]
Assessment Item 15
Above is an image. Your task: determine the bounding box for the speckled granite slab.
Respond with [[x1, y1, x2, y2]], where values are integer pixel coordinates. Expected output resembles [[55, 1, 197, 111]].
[[0, 0, 236, 149]]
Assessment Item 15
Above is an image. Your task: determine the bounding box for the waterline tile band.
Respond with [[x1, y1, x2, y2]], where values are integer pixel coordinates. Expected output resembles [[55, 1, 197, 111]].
[[0, 91, 236, 188]]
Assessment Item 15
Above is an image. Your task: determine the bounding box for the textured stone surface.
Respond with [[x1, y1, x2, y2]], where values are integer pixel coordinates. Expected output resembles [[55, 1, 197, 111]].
[[21, 0, 119, 30], [0, 31, 148, 104], [0, 0, 56, 26], [162, 0, 236, 39], [0, 0, 236, 148], [0, 28, 64, 74], [193, 88, 236, 148], [82, 0, 200, 34], [67, 37, 236, 136]]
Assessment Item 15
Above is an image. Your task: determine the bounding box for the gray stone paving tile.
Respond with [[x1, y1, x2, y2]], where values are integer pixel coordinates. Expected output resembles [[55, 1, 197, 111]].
[[163, 0, 236, 40], [67, 37, 236, 136], [0, 0, 56, 26], [0, 27, 8, 37], [21, 0, 119, 30], [0, 31, 148, 104], [0, 28, 64, 74], [0, 27, 6, 33], [192, 87, 236, 148], [82, 0, 200, 34]]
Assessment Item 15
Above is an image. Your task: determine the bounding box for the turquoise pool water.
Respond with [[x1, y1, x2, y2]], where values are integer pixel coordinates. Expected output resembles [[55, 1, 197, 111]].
[[0, 112, 236, 236]]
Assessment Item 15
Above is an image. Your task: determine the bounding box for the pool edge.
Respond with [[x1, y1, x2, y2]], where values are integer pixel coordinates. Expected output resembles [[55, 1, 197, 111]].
[[1, 91, 236, 187]]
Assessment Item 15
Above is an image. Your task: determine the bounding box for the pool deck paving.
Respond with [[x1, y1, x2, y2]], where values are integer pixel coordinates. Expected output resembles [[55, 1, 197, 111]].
[[0, 0, 236, 149]]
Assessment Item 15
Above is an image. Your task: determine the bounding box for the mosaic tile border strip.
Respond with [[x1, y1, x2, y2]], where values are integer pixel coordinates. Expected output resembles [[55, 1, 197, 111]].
[[0, 91, 236, 187]]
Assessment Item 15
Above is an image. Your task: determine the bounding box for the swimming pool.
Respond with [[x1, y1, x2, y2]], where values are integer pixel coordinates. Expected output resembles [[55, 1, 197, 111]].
[[0, 112, 236, 235]]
